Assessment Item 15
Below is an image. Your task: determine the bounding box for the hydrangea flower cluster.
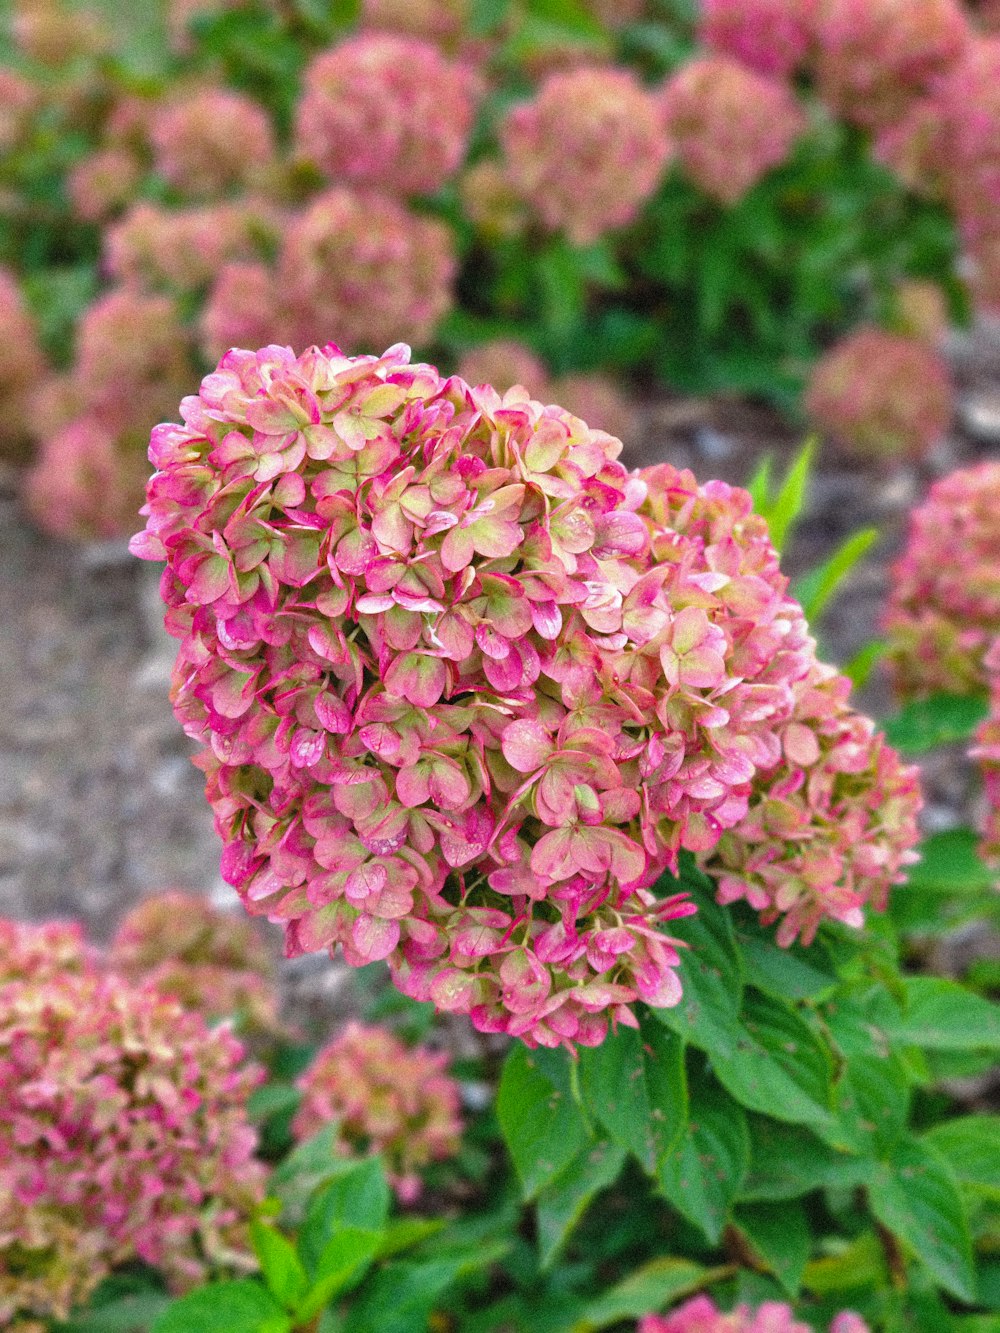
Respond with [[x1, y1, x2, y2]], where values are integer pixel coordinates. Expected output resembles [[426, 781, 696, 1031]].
[[698, 0, 817, 78], [971, 640, 1000, 867], [11, 0, 109, 66], [131, 343, 913, 1048], [67, 146, 143, 222], [105, 200, 280, 293], [638, 1295, 869, 1333], [109, 890, 283, 1034], [0, 971, 265, 1325], [0, 918, 92, 985], [803, 327, 953, 461], [659, 57, 806, 206], [457, 340, 548, 396], [293, 1021, 462, 1201], [704, 660, 922, 945], [295, 34, 478, 197], [812, 0, 969, 129], [201, 261, 282, 362], [149, 87, 276, 198], [882, 462, 1000, 698], [0, 267, 46, 463], [499, 67, 671, 244], [550, 373, 637, 446], [0, 68, 38, 153]]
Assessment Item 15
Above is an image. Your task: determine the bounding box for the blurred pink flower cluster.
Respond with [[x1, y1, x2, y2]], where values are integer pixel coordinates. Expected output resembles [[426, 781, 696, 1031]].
[[295, 34, 478, 196], [149, 87, 276, 198], [0, 968, 265, 1325], [67, 146, 144, 222], [361, 0, 470, 46], [639, 1295, 868, 1333], [131, 344, 914, 1047], [804, 326, 953, 461], [971, 639, 1000, 867], [0, 68, 39, 152], [0, 918, 93, 985], [105, 199, 281, 292], [293, 1020, 462, 1201], [660, 57, 806, 205], [109, 890, 283, 1034], [499, 67, 671, 243], [883, 461, 1000, 698], [0, 267, 46, 463], [699, 0, 817, 77], [11, 0, 109, 66]]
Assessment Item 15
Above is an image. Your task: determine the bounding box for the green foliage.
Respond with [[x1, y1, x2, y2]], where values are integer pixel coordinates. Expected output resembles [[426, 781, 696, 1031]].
[[883, 693, 991, 756]]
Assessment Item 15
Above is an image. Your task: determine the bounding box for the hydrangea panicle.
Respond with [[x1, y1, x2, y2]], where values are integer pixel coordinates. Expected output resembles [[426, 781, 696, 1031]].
[[698, 0, 817, 78], [638, 1295, 869, 1332], [293, 1021, 462, 1200], [149, 87, 276, 198]]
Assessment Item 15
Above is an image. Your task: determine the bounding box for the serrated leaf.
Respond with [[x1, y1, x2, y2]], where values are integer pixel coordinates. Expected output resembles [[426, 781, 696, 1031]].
[[375, 1217, 447, 1260], [536, 1138, 627, 1268], [793, 526, 880, 622], [249, 1218, 308, 1310], [882, 693, 989, 755], [296, 1228, 384, 1322], [733, 914, 838, 1001], [342, 1242, 510, 1333], [923, 1117, 1000, 1199], [826, 1051, 912, 1157], [733, 1199, 811, 1296], [739, 1118, 869, 1202], [496, 1045, 590, 1200], [868, 1138, 976, 1301], [268, 1125, 353, 1227], [887, 977, 1000, 1052], [658, 1060, 750, 1242], [573, 1257, 715, 1332], [298, 1158, 390, 1276], [801, 1231, 888, 1296], [152, 1280, 292, 1333], [654, 888, 744, 1050]]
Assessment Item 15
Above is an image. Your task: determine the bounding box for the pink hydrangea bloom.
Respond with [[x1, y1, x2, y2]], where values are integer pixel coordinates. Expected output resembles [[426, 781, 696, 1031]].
[[0, 267, 46, 462], [11, 0, 109, 65], [278, 189, 456, 352], [295, 34, 478, 196], [928, 37, 1000, 247], [660, 57, 805, 206], [457, 340, 548, 395], [804, 327, 953, 461], [500, 67, 670, 244], [109, 890, 283, 1034], [149, 87, 276, 198], [812, 0, 969, 130], [0, 971, 265, 1324], [705, 660, 922, 945], [638, 1295, 869, 1332], [201, 261, 284, 361], [293, 1021, 462, 1201], [698, 0, 817, 77], [459, 159, 528, 239], [0, 918, 94, 985], [0, 68, 39, 153], [873, 98, 949, 195], [971, 640, 1000, 866], [549, 374, 637, 445], [67, 146, 143, 222], [883, 462, 1000, 698], [105, 200, 280, 292], [131, 343, 861, 1047]]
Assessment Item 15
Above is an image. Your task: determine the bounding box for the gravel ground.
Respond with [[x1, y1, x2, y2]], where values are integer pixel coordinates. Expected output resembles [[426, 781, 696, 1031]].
[[1, 322, 998, 1017]]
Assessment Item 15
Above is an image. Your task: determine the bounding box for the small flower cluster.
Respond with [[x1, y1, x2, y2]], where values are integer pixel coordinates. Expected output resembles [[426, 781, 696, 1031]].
[[295, 34, 478, 197], [705, 660, 922, 945], [105, 200, 281, 293], [698, 0, 817, 78], [201, 262, 282, 362], [883, 461, 1000, 698], [0, 267, 47, 463], [11, 0, 109, 66], [813, 0, 969, 129], [971, 640, 1000, 867], [149, 87, 276, 198], [293, 1021, 462, 1201], [499, 67, 671, 244], [639, 1295, 869, 1333], [0, 68, 38, 153], [67, 146, 144, 222], [109, 890, 283, 1034], [0, 917, 92, 985], [457, 340, 548, 396], [803, 326, 953, 461], [0, 970, 265, 1325], [660, 57, 805, 206], [132, 344, 912, 1048]]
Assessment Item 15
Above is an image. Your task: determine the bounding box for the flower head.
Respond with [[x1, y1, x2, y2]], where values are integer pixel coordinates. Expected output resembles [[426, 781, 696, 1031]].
[[361, 0, 470, 47], [804, 327, 953, 461], [149, 87, 276, 198], [0, 918, 94, 986], [0, 69, 39, 153], [549, 374, 637, 445], [500, 67, 670, 243], [458, 340, 548, 395], [698, 0, 817, 77], [293, 1021, 461, 1200], [0, 267, 46, 463], [883, 462, 1000, 697], [105, 200, 280, 292], [638, 1295, 869, 1332], [0, 971, 264, 1324], [201, 262, 283, 361], [295, 34, 478, 196], [109, 890, 282, 1034], [12, 0, 109, 65], [67, 146, 143, 222], [660, 57, 805, 205]]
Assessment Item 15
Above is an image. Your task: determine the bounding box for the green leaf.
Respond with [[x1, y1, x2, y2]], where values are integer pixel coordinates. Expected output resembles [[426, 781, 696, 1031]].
[[152, 1280, 292, 1333], [801, 1231, 888, 1296], [375, 1217, 447, 1260], [55, 1292, 172, 1332], [750, 440, 815, 552], [573, 1257, 716, 1331], [658, 1060, 750, 1242], [842, 639, 888, 690], [733, 1199, 811, 1296], [827, 1053, 912, 1157], [247, 1084, 302, 1125], [269, 1125, 353, 1227], [496, 1045, 591, 1200], [868, 1138, 976, 1302], [887, 977, 1000, 1052], [536, 1138, 628, 1268], [298, 1158, 390, 1275], [923, 1117, 1000, 1199], [883, 692, 990, 756], [905, 829, 996, 894], [342, 1242, 511, 1333], [249, 1218, 308, 1311], [296, 1228, 385, 1322], [654, 885, 744, 1051], [739, 1118, 869, 1202], [734, 915, 838, 1001], [793, 526, 880, 622]]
